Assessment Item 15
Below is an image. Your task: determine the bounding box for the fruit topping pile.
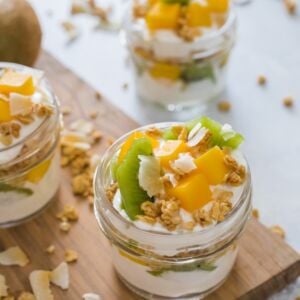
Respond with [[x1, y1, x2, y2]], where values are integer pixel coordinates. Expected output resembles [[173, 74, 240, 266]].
[[133, 0, 230, 41], [0, 69, 53, 147], [108, 117, 247, 232]]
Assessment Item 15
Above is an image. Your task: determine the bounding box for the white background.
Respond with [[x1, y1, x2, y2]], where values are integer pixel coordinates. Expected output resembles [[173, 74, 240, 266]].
[[29, 0, 300, 298]]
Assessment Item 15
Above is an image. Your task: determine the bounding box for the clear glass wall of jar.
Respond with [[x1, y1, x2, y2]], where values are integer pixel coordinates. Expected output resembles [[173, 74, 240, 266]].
[[94, 124, 252, 300], [0, 63, 61, 227], [124, 10, 237, 113]]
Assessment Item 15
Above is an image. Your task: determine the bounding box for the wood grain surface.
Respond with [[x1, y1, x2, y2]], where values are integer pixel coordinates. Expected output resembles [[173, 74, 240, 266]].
[[0, 51, 299, 300]]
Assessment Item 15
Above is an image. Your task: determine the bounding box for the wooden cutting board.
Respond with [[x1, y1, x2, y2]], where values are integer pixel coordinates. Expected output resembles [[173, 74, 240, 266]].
[[0, 51, 299, 300]]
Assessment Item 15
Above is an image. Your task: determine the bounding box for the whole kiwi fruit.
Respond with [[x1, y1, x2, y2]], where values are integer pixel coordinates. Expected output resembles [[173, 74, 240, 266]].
[[0, 0, 42, 66]]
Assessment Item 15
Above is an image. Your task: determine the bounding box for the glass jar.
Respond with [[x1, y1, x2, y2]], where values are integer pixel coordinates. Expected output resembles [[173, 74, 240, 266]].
[[94, 123, 252, 299], [123, 9, 237, 113], [0, 63, 61, 227]]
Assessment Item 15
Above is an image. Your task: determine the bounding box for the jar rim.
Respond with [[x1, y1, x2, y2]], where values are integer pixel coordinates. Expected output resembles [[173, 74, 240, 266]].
[[0, 62, 60, 154], [123, 9, 237, 58], [94, 122, 252, 250]]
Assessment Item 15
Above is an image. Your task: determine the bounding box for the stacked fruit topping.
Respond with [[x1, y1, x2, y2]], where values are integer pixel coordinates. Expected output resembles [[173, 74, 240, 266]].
[[133, 0, 230, 41], [0, 69, 53, 147], [108, 117, 247, 232]]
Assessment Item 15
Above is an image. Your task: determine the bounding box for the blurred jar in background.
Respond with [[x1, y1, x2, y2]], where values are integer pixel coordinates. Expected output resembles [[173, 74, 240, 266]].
[[124, 0, 237, 114]]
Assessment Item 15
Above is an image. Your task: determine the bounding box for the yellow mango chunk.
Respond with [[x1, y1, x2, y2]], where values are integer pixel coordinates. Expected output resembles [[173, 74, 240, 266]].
[[155, 140, 189, 169], [118, 132, 159, 163], [27, 158, 52, 184], [168, 173, 211, 212], [207, 0, 230, 13], [0, 98, 12, 122], [149, 63, 181, 81], [194, 146, 228, 185], [147, 0, 159, 6], [0, 71, 35, 96], [187, 2, 212, 27], [146, 2, 180, 30]]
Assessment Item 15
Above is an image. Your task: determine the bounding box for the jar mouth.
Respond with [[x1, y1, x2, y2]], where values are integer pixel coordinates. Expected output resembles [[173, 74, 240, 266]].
[[123, 9, 237, 59], [0, 62, 60, 154], [94, 122, 252, 253]]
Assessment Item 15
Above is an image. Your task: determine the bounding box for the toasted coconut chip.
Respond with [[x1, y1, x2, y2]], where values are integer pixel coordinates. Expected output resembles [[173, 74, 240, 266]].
[[187, 126, 208, 147], [50, 262, 69, 290], [0, 246, 29, 267], [82, 293, 101, 300], [0, 274, 8, 297], [29, 271, 53, 300], [172, 153, 196, 175], [70, 119, 94, 135], [9, 93, 33, 116]]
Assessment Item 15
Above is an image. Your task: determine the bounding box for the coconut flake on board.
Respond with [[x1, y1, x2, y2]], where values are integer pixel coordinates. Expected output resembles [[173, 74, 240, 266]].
[[0, 246, 29, 267]]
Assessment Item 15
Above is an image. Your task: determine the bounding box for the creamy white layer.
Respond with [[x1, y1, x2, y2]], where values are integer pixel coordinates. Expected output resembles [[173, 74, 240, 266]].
[[0, 151, 60, 224]]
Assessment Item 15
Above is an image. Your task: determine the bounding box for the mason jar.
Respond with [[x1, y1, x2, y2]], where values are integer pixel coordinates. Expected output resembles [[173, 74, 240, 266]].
[[123, 7, 237, 112], [0, 63, 61, 227], [94, 123, 252, 299]]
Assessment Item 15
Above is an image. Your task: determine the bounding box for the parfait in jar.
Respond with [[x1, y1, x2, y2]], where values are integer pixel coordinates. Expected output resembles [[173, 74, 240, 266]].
[[124, 0, 236, 112], [94, 116, 252, 299], [0, 63, 61, 227]]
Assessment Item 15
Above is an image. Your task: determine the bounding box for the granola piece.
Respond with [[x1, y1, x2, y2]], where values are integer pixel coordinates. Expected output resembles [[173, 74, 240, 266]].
[[0, 134, 12, 146], [225, 171, 244, 186], [11, 123, 21, 138], [64, 249, 78, 263], [136, 215, 156, 224], [177, 25, 201, 42], [252, 208, 260, 219], [91, 130, 102, 144], [18, 292, 36, 300], [145, 127, 162, 139], [59, 221, 71, 233], [45, 245, 55, 254], [141, 201, 160, 218], [105, 182, 118, 201], [95, 91, 102, 101], [61, 106, 71, 116], [284, 0, 297, 14], [218, 101, 231, 112], [72, 172, 92, 197], [158, 199, 182, 231], [224, 155, 246, 186], [171, 125, 188, 141], [270, 225, 285, 239], [283, 96, 294, 107], [193, 208, 212, 226], [70, 156, 90, 176], [35, 104, 53, 117], [257, 75, 267, 85], [224, 155, 239, 170], [56, 205, 79, 222], [181, 221, 195, 231], [212, 189, 233, 203], [89, 111, 98, 119]]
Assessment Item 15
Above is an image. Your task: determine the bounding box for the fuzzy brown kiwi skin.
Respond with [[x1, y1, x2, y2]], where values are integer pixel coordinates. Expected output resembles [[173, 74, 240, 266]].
[[0, 0, 42, 66]]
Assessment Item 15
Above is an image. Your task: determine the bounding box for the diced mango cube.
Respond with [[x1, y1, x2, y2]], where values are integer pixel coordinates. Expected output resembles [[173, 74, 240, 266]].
[[146, 2, 180, 30], [0, 71, 35, 96], [194, 146, 228, 185], [118, 131, 159, 163], [155, 140, 189, 169], [187, 2, 212, 27], [27, 158, 52, 184], [0, 98, 12, 122], [147, 0, 159, 6], [168, 173, 211, 212], [149, 63, 181, 81], [207, 0, 230, 13]]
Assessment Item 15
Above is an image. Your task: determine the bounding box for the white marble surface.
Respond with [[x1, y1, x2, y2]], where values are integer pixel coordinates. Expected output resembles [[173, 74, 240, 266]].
[[29, 0, 299, 297]]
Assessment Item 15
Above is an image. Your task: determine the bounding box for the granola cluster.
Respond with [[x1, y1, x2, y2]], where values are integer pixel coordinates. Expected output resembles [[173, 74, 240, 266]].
[[0, 103, 53, 146], [224, 155, 246, 186]]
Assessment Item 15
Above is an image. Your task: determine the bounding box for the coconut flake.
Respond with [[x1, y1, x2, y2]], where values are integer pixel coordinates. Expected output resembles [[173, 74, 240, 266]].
[[9, 93, 33, 116], [171, 153, 196, 175], [187, 127, 208, 147], [138, 155, 163, 197], [0, 246, 29, 267], [29, 270, 53, 300], [221, 124, 235, 141], [50, 262, 69, 290], [82, 293, 101, 300], [70, 119, 94, 135], [0, 274, 8, 297], [187, 122, 202, 140]]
